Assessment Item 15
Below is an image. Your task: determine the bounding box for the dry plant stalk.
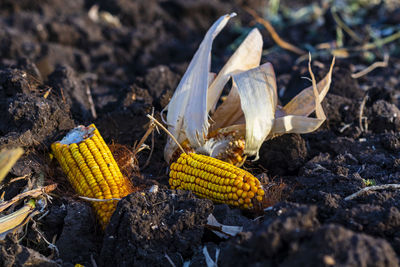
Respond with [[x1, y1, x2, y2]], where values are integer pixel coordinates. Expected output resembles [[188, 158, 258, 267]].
[[351, 53, 389, 79], [163, 14, 335, 166], [344, 184, 400, 201], [245, 7, 306, 55], [0, 184, 57, 212]]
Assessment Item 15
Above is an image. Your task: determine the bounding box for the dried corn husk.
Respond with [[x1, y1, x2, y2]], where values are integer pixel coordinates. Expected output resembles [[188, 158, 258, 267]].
[[217, 56, 335, 141], [232, 63, 277, 159], [164, 14, 335, 164], [207, 28, 263, 113], [164, 13, 237, 161]]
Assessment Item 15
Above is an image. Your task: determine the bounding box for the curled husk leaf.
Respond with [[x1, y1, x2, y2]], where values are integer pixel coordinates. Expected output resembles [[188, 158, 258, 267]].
[[164, 13, 237, 162], [232, 63, 277, 159]]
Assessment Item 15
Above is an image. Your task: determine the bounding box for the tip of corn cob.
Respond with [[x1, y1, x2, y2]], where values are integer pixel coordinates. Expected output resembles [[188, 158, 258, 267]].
[[169, 153, 264, 209], [59, 124, 96, 145]]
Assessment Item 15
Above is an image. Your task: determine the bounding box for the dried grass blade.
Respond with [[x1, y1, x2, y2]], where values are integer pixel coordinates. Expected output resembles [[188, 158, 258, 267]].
[[245, 7, 306, 55], [351, 53, 389, 79]]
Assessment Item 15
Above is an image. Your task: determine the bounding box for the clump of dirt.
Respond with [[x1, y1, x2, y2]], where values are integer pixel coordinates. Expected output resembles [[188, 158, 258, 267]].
[[0, 93, 75, 148], [100, 188, 213, 266], [259, 134, 307, 176], [47, 65, 94, 122], [369, 100, 400, 133], [214, 202, 398, 267], [0, 66, 75, 148], [135, 65, 181, 110], [282, 224, 398, 267], [55, 202, 101, 267]]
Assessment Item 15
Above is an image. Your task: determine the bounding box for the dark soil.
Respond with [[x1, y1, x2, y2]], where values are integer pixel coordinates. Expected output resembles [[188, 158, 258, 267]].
[[0, 0, 399, 266], [101, 189, 213, 266]]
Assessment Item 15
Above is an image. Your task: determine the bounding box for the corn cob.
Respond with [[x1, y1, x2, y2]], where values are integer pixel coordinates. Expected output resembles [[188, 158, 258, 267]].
[[169, 153, 264, 209], [51, 124, 133, 228]]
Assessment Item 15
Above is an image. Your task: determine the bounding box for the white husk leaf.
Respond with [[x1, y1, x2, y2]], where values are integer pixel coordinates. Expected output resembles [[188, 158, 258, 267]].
[[233, 63, 277, 159], [207, 28, 263, 113], [270, 115, 324, 135], [164, 13, 235, 162], [215, 58, 333, 159]]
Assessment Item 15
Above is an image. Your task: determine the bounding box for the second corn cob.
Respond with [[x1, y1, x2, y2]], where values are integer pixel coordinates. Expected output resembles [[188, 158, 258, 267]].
[[169, 153, 264, 209], [51, 124, 133, 228]]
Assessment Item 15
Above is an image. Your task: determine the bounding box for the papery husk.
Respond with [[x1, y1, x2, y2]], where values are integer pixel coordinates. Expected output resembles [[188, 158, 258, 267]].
[[232, 63, 277, 159], [164, 13, 236, 162], [163, 12, 335, 164], [207, 28, 263, 113], [216, 57, 335, 158]]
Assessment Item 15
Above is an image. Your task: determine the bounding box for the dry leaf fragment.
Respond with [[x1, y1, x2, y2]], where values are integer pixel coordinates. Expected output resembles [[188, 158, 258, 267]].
[[203, 245, 220, 267], [206, 214, 243, 239], [0, 147, 23, 184], [0, 184, 57, 213], [0, 200, 35, 236]]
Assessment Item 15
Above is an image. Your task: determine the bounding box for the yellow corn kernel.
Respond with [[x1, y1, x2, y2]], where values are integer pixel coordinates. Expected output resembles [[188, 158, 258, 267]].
[[52, 124, 134, 228], [169, 153, 264, 209]]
